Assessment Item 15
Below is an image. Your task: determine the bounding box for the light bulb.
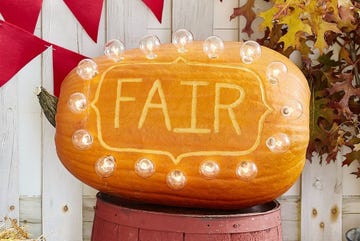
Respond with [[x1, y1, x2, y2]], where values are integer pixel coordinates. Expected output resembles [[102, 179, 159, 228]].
[[134, 158, 155, 178], [172, 29, 193, 53], [240, 40, 261, 64], [104, 39, 125, 62], [68, 92, 87, 113], [166, 170, 186, 190], [72, 129, 93, 150], [76, 59, 98, 80], [199, 160, 220, 179], [281, 99, 303, 119], [203, 36, 224, 59], [266, 133, 291, 153], [95, 155, 116, 178], [236, 161, 258, 181], [266, 61, 288, 85], [139, 35, 161, 59]]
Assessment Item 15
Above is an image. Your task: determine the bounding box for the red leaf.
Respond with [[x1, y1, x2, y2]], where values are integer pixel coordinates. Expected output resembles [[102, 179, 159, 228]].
[[328, 78, 360, 117], [230, 0, 256, 37]]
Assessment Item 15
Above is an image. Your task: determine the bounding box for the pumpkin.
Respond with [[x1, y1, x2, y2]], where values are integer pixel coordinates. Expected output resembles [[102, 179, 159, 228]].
[[55, 41, 310, 209]]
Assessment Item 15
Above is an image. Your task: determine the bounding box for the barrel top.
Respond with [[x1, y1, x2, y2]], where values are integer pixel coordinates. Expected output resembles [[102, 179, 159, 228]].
[[95, 193, 282, 234]]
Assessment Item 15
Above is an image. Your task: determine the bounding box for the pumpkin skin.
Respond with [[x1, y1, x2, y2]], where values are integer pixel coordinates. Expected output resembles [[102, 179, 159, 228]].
[[55, 41, 310, 209]]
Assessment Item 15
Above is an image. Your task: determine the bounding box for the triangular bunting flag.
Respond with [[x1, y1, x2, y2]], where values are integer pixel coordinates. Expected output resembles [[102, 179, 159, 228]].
[[63, 0, 104, 42], [0, 0, 43, 33], [52, 44, 87, 97], [142, 0, 164, 23], [0, 20, 47, 87]]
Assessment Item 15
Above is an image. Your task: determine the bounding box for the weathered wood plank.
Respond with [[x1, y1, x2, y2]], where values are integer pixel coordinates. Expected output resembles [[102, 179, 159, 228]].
[[41, 1, 82, 240], [214, 0, 238, 30], [83, 221, 93, 241], [281, 220, 299, 241], [172, 0, 214, 40], [343, 196, 360, 214], [278, 196, 300, 241], [301, 156, 343, 241], [105, 0, 125, 42], [342, 162, 360, 195], [19, 196, 42, 238], [0, 79, 19, 221], [278, 196, 300, 222], [17, 57, 42, 197], [17, 19, 42, 198], [107, 0, 149, 49], [83, 196, 96, 222]]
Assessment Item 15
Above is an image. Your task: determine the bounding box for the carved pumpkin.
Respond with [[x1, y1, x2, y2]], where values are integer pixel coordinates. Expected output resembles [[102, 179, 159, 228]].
[[55, 41, 310, 209]]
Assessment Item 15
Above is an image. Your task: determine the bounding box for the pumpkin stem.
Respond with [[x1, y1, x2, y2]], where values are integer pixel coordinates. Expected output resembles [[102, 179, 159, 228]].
[[36, 86, 58, 127]]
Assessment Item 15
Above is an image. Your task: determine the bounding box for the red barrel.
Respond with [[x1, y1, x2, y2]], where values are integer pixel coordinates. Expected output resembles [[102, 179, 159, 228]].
[[91, 193, 282, 241]]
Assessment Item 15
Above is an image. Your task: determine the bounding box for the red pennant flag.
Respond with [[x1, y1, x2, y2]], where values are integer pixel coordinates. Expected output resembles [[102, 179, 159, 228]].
[[142, 0, 164, 23], [0, 0, 43, 33], [63, 0, 104, 42], [52, 45, 87, 97], [0, 20, 47, 87], [0, 20, 87, 96]]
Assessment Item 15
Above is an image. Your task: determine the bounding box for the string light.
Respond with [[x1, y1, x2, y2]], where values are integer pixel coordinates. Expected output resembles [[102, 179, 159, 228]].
[[240, 40, 261, 64], [266, 61, 288, 85], [104, 39, 125, 62], [172, 29, 193, 53], [266, 133, 291, 153], [134, 158, 155, 178], [281, 100, 303, 119], [139, 34, 161, 59], [203, 36, 224, 59], [68, 92, 87, 113], [166, 170, 186, 190], [72, 129, 93, 150], [236, 161, 258, 181], [95, 156, 116, 178], [199, 160, 220, 179], [76, 59, 98, 80]]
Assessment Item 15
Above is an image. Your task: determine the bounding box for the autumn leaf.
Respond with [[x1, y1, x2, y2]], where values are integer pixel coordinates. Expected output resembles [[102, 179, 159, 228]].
[[351, 167, 360, 178], [346, 151, 360, 166], [338, 0, 356, 26], [308, 90, 341, 162], [312, 16, 341, 52], [278, 8, 312, 50], [339, 46, 352, 64], [256, 0, 360, 172], [230, 0, 257, 37], [328, 76, 360, 117], [259, 5, 282, 31]]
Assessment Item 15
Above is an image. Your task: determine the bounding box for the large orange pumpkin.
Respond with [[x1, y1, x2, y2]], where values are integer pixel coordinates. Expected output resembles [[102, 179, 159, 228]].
[[55, 41, 310, 209]]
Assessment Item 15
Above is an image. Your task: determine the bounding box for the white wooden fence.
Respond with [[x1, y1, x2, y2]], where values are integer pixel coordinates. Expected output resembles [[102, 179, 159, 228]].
[[0, 1, 359, 241]]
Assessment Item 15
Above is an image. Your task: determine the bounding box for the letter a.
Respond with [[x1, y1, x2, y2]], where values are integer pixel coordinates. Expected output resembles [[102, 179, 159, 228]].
[[138, 80, 172, 130]]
